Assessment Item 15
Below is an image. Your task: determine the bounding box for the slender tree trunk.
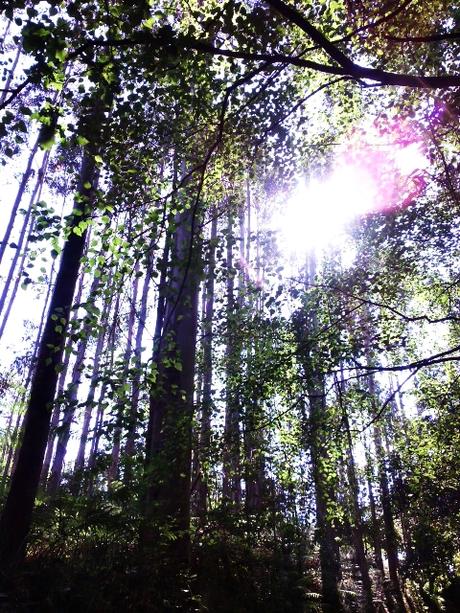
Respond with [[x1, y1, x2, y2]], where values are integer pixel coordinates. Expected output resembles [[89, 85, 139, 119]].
[[108, 268, 139, 483], [309, 395, 343, 611], [1, 411, 22, 487], [0, 404, 15, 466], [0, 137, 40, 268], [40, 270, 85, 485], [0, 149, 50, 326], [0, 43, 20, 106], [364, 439, 385, 577], [222, 211, 242, 506], [86, 382, 110, 494], [0, 98, 106, 570], [196, 214, 217, 515], [341, 402, 375, 612], [246, 177, 251, 268], [47, 274, 102, 494], [0, 190, 67, 343], [73, 293, 112, 479], [0, 388, 23, 487], [124, 252, 153, 463], [368, 373, 405, 611], [244, 403, 266, 514], [9, 250, 61, 483], [88, 383, 107, 467], [72, 335, 105, 486], [86, 287, 120, 494], [1, 19, 11, 46], [387, 377, 412, 560]]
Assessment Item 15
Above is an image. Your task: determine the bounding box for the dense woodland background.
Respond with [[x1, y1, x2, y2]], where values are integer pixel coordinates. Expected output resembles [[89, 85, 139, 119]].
[[0, 1, 460, 611]]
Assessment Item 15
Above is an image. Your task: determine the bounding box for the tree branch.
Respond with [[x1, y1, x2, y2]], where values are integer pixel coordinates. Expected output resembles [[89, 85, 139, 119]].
[[386, 31, 460, 43], [263, 0, 460, 87]]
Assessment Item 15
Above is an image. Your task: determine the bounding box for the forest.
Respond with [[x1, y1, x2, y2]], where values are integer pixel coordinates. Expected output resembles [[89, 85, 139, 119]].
[[0, 1, 459, 611]]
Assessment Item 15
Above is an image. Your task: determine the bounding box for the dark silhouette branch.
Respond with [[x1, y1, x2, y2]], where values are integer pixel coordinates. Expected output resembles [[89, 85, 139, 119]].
[[350, 343, 460, 374], [264, 0, 460, 87], [357, 367, 420, 433]]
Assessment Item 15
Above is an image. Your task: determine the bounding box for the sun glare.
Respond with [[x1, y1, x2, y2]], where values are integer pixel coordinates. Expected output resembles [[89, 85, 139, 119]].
[[275, 132, 428, 256]]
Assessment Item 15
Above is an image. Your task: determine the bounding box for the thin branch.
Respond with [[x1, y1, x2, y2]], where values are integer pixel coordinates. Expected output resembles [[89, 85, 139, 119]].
[[350, 343, 460, 373], [0, 75, 32, 111], [333, 0, 415, 44], [261, 76, 346, 139], [386, 31, 460, 43], [357, 367, 420, 433]]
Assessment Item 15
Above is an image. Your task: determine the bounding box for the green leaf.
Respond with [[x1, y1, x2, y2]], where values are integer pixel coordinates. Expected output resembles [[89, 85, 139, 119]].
[[77, 135, 90, 146]]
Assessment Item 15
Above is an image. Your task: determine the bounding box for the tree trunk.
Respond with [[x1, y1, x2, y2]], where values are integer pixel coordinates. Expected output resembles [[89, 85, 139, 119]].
[[1, 410, 22, 487], [0, 149, 50, 326], [73, 292, 112, 481], [0, 136, 40, 268], [143, 199, 202, 569], [108, 267, 139, 483], [222, 211, 242, 506], [0, 98, 106, 570], [9, 249, 61, 484], [124, 250, 153, 463], [368, 373, 405, 612], [196, 213, 217, 515], [40, 270, 85, 485], [341, 399, 375, 612], [0, 44, 20, 107], [297, 251, 343, 611], [364, 438, 386, 577], [83, 280, 119, 493], [47, 274, 102, 494]]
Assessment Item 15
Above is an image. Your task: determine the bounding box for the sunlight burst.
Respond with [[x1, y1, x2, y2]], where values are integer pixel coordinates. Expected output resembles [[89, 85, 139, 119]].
[[275, 137, 428, 255]]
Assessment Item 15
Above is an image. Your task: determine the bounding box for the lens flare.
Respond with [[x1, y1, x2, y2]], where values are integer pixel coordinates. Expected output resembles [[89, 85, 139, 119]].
[[275, 119, 428, 254]]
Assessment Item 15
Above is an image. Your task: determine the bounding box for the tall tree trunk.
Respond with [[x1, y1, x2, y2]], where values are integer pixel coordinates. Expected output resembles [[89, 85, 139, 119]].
[[40, 270, 85, 485], [86, 368, 113, 493], [222, 211, 242, 506], [386, 376, 412, 560], [47, 274, 102, 494], [143, 199, 202, 569], [9, 249, 61, 484], [0, 43, 20, 107], [0, 136, 40, 268], [73, 293, 112, 480], [196, 213, 217, 515], [0, 400, 16, 467], [297, 251, 343, 611], [0, 98, 106, 570], [368, 373, 405, 612], [364, 438, 385, 577], [0, 149, 50, 325], [0, 190, 66, 342], [85, 284, 121, 495], [108, 268, 139, 483], [340, 397, 375, 612], [124, 251, 153, 464], [1, 410, 22, 489]]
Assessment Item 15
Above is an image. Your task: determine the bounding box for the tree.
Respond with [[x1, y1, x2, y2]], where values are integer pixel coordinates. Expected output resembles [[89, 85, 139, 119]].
[[1, 1, 460, 610], [0, 91, 110, 570]]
